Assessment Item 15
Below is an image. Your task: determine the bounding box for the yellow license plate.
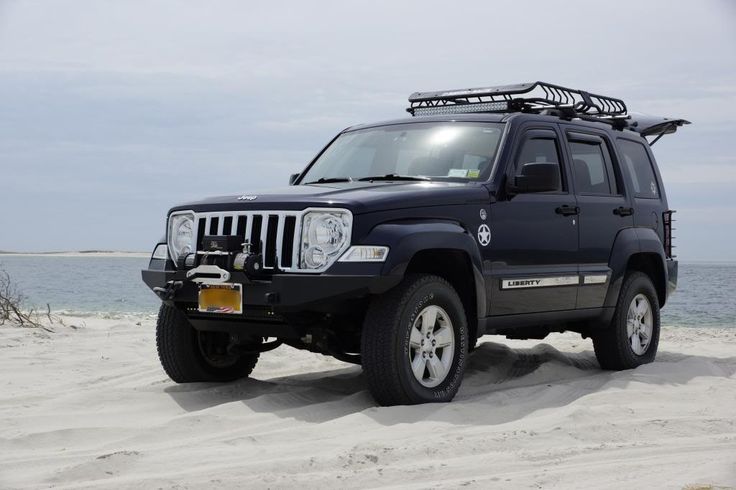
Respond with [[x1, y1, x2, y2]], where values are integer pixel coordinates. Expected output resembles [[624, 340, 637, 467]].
[[198, 283, 242, 314]]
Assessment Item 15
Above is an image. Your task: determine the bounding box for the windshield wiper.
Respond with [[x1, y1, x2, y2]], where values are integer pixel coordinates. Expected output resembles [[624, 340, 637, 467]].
[[304, 177, 353, 184], [357, 174, 431, 182]]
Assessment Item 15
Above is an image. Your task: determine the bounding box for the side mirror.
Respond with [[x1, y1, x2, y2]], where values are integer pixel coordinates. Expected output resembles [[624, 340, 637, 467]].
[[507, 162, 560, 194], [289, 173, 300, 185]]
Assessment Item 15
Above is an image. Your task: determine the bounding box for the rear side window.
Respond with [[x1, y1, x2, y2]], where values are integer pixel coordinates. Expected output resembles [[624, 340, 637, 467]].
[[618, 139, 660, 199], [568, 138, 618, 195], [516, 137, 564, 192]]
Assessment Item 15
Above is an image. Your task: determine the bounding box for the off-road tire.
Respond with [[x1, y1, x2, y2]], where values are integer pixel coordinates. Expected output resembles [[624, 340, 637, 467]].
[[593, 271, 660, 370], [156, 303, 259, 383], [361, 274, 469, 406]]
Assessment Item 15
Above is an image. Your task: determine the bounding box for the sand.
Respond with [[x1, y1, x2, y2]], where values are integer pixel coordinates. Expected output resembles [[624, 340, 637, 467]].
[[0, 316, 734, 489]]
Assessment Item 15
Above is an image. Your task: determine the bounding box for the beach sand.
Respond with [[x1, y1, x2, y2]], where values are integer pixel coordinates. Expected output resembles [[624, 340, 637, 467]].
[[1, 316, 734, 489]]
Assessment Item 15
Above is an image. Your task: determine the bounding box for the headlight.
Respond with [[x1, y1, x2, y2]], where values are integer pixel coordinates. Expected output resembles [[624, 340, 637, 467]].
[[167, 211, 195, 266], [300, 210, 352, 270]]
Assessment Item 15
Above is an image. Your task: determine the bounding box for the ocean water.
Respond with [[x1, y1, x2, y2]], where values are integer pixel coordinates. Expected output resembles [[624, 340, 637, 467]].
[[0, 256, 734, 328], [0, 256, 159, 318]]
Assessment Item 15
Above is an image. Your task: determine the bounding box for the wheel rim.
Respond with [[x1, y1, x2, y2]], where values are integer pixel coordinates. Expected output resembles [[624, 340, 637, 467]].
[[197, 331, 239, 368], [408, 305, 455, 388], [627, 293, 653, 356]]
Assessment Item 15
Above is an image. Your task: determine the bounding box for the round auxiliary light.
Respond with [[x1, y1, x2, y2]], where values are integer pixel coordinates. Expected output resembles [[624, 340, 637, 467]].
[[303, 246, 328, 269]]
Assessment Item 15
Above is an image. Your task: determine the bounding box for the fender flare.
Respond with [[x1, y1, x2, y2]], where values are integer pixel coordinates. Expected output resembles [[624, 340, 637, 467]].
[[605, 227, 667, 307], [361, 219, 487, 318]]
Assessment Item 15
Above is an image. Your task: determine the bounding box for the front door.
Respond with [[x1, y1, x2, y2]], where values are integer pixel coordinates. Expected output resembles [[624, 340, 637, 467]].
[[488, 125, 579, 315]]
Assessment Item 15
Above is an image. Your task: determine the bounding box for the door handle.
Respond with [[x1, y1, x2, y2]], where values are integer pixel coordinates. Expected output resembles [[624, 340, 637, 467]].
[[613, 206, 634, 217], [555, 205, 579, 216]]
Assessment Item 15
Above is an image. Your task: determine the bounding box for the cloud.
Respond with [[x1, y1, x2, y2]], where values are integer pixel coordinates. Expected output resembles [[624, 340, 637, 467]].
[[0, 0, 734, 259]]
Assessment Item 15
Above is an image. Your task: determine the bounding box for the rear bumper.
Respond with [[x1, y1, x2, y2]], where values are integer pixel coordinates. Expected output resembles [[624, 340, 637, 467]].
[[666, 259, 678, 299]]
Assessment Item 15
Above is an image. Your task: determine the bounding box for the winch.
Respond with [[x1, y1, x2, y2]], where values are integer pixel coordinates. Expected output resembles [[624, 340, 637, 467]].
[[179, 235, 265, 281]]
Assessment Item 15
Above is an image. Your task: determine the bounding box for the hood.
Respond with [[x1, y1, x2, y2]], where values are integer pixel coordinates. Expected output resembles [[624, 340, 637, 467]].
[[169, 181, 490, 215]]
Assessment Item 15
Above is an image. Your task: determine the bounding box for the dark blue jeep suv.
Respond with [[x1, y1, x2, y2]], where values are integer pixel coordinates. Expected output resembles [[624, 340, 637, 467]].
[[143, 82, 688, 405]]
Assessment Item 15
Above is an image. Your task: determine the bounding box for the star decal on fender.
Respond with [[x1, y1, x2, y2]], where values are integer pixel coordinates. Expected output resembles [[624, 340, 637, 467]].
[[477, 224, 491, 246]]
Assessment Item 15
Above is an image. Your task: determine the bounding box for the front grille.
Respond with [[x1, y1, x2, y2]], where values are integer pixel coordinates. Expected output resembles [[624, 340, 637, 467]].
[[195, 211, 300, 271]]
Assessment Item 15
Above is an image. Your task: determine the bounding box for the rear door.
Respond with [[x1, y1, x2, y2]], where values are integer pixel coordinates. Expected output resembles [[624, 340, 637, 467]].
[[562, 127, 633, 308], [488, 125, 579, 315]]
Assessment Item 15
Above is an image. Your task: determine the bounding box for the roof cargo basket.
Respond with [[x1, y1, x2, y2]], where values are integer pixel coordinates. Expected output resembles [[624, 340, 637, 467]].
[[408, 81, 626, 117], [407, 81, 689, 142]]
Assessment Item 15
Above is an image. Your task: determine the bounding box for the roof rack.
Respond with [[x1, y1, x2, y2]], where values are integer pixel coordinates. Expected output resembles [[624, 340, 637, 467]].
[[407, 81, 628, 124], [406, 81, 690, 142]]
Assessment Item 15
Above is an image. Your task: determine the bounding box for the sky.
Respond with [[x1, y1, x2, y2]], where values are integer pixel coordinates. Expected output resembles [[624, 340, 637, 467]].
[[0, 0, 734, 260]]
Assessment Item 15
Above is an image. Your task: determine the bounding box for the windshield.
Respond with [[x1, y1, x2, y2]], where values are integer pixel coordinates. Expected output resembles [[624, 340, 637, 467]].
[[300, 122, 504, 184]]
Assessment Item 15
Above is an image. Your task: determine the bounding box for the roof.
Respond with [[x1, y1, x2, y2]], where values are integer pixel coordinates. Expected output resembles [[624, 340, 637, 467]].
[[345, 112, 510, 132]]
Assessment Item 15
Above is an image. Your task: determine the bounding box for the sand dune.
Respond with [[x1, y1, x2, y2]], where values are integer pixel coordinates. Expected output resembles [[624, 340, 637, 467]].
[[1, 317, 734, 489]]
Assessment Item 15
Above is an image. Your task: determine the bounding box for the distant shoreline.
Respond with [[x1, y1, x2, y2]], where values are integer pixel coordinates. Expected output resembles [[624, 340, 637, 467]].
[[0, 252, 734, 263], [0, 251, 149, 258]]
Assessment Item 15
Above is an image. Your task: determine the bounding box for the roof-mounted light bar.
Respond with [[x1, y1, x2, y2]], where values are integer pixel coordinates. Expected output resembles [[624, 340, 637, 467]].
[[412, 100, 508, 117]]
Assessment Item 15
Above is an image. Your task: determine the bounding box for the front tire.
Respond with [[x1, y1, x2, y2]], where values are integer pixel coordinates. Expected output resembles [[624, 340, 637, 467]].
[[361, 274, 469, 406], [156, 304, 259, 383], [592, 272, 660, 370]]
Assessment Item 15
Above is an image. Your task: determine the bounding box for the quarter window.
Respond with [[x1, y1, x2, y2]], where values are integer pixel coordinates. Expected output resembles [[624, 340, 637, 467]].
[[618, 139, 660, 199], [568, 138, 618, 195], [516, 137, 564, 192]]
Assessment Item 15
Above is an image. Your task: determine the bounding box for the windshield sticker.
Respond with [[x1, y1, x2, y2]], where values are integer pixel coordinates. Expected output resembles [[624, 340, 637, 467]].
[[448, 169, 469, 178], [467, 169, 480, 178]]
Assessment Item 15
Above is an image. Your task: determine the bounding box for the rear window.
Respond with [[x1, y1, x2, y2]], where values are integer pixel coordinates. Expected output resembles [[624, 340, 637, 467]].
[[618, 139, 660, 199], [569, 139, 618, 195]]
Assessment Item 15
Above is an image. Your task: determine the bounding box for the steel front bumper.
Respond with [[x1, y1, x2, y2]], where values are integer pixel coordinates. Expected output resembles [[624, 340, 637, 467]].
[[141, 268, 401, 310]]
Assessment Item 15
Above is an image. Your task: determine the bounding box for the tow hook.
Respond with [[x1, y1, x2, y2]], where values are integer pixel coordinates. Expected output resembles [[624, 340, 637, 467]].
[[153, 280, 183, 300]]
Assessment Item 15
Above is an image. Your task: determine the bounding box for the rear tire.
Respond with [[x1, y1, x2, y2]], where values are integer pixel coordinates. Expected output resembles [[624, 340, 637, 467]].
[[156, 304, 259, 383], [361, 274, 469, 406], [592, 272, 660, 370]]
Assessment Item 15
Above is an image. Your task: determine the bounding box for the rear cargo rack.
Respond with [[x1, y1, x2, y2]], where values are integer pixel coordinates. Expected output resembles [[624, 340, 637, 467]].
[[663, 210, 676, 258], [406, 81, 689, 139]]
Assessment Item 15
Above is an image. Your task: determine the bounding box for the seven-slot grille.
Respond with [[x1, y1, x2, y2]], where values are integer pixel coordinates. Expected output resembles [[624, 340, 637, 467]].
[[195, 211, 299, 271]]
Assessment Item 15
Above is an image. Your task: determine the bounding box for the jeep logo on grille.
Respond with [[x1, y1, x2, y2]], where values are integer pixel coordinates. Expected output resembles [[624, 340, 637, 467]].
[[237, 195, 257, 201]]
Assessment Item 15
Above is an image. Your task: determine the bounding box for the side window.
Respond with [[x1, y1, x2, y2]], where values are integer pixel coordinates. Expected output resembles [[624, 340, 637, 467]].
[[516, 136, 564, 192], [568, 137, 618, 195], [618, 139, 660, 199]]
